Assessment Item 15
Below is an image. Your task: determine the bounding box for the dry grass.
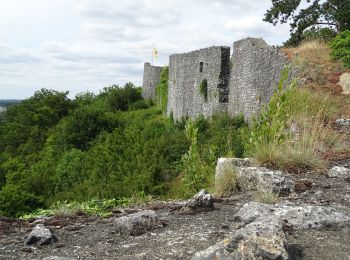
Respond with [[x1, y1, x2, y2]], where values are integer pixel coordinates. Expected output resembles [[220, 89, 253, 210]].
[[254, 192, 279, 204], [253, 87, 346, 173], [214, 168, 238, 197]]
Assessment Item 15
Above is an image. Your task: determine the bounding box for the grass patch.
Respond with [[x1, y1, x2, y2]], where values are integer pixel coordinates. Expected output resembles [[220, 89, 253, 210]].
[[20, 198, 131, 220], [247, 66, 345, 173], [254, 191, 279, 204], [214, 168, 238, 197]]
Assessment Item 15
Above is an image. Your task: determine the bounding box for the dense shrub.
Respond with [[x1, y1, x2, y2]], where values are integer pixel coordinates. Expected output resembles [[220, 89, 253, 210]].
[[330, 30, 350, 68]]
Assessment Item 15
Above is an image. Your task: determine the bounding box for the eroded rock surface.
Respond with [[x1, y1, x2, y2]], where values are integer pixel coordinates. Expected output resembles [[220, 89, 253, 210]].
[[328, 166, 350, 179], [237, 167, 295, 195], [24, 224, 58, 246], [180, 190, 214, 215], [115, 210, 164, 236], [193, 201, 350, 259], [215, 158, 252, 179]]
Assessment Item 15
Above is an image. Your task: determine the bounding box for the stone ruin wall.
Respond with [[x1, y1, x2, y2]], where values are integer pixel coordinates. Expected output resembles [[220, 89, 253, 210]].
[[142, 62, 163, 100], [228, 38, 290, 119], [142, 37, 290, 120], [166, 46, 230, 120]]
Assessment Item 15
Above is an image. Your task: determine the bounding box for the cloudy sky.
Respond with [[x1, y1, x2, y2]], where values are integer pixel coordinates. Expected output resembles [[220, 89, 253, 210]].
[[0, 0, 291, 99]]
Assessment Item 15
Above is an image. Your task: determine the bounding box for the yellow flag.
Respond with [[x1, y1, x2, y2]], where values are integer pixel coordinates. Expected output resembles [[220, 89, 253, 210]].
[[153, 47, 158, 59]]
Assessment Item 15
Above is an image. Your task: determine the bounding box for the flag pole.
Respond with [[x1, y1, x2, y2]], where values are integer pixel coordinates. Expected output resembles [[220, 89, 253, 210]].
[[152, 42, 154, 65]]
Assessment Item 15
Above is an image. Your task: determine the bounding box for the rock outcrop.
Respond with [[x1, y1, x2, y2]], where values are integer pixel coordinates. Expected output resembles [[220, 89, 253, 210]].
[[193, 202, 350, 259], [115, 210, 164, 236], [25, 224, 58, 246]]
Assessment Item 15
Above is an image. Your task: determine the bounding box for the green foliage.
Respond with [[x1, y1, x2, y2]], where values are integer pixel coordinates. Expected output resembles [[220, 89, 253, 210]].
[[156, 67, 169, 113], [20, 198, 131, 219], [0, 185, 43, 217], [102, 83, 143, 112], [246, 67, 291, 154], [330, 30, 350, 68], [0, 82, 249, 217], [199, 79, 208, 102], [264, 0, 350, 46], [175, 120, 214, 197], [302, 27, 337, 42]]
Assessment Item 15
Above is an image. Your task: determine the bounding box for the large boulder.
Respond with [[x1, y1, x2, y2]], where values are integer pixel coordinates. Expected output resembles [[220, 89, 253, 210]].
[[237, 167, 295, 195], [24, 224, 58, 246], [215, 158, 252, 179], [115, 210, 163, 236], [192, 217, 288, 260], [328, 166, 350, 179], [192, 202, 350, 259], [234, 202, 350, 230]]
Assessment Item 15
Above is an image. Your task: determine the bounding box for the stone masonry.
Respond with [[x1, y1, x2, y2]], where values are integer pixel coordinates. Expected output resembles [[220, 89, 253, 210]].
[[229, 38, 290, 119], [142, 62, 163, 100], [142, 37, 290, 120], [166, 46, 230, 120]]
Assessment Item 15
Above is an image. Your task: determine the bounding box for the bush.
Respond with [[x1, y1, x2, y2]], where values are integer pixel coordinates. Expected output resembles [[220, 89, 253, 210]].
[[0, 185, 43, 217], [302, 27, 337, 43], [330, 30, 350, 68], [199, 79, 208, 102]]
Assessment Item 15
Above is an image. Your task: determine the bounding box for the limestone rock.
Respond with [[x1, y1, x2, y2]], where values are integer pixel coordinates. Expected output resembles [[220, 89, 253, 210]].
[[115, 210, 163, 236], [192, 216, 288, 260], [215, 158, 252, 179], [186, 189, 214, 209], [193, 202, 350, 259], [328, 166, 350, 179], [339, 72, 350, 94], [234, 202, 350, 230], [24, 224, 58, 246], [237, 167, 295, 195], [180, 190, 214, 215]]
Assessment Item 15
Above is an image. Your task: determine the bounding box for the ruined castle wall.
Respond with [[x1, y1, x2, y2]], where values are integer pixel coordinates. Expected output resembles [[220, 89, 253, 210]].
[[142, 62, 163, 100], [228, 38, 289, 119], [167, 46, 230, 120]]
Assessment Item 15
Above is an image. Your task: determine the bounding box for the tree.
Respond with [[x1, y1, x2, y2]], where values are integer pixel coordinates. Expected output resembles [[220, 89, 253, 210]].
[[264, 0, 350, 46]]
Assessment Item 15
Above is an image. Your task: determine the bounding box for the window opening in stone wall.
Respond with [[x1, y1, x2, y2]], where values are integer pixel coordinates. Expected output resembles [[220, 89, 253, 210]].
[[199, 62, 204, 73]]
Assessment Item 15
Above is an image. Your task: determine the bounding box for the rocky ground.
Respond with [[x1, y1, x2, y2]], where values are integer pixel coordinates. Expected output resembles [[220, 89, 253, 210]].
[[1, 131, 350, 259], [1, 164, 350, 260]]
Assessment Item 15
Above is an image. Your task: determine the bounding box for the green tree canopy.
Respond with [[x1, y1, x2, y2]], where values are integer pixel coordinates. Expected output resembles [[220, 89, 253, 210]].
[[264, 0, 350, 46]]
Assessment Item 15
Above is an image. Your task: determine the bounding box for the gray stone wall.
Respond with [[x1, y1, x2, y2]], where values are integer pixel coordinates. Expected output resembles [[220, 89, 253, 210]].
[[166, 46, 230, 120], [228, 38, 289, 119], [142, 62, 163, 100]]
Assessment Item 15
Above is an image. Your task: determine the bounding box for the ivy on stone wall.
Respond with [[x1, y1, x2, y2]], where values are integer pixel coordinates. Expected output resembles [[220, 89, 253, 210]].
[[156, 66, 169, 113], [199, 79, 208, 102]]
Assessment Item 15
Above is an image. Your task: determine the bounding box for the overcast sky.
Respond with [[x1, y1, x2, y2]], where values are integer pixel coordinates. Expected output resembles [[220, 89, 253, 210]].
[[0, 0, 291, 99]]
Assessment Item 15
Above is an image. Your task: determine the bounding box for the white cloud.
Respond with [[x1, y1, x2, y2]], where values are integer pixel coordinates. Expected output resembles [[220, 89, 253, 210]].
[[0, 0, 291, 99]]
